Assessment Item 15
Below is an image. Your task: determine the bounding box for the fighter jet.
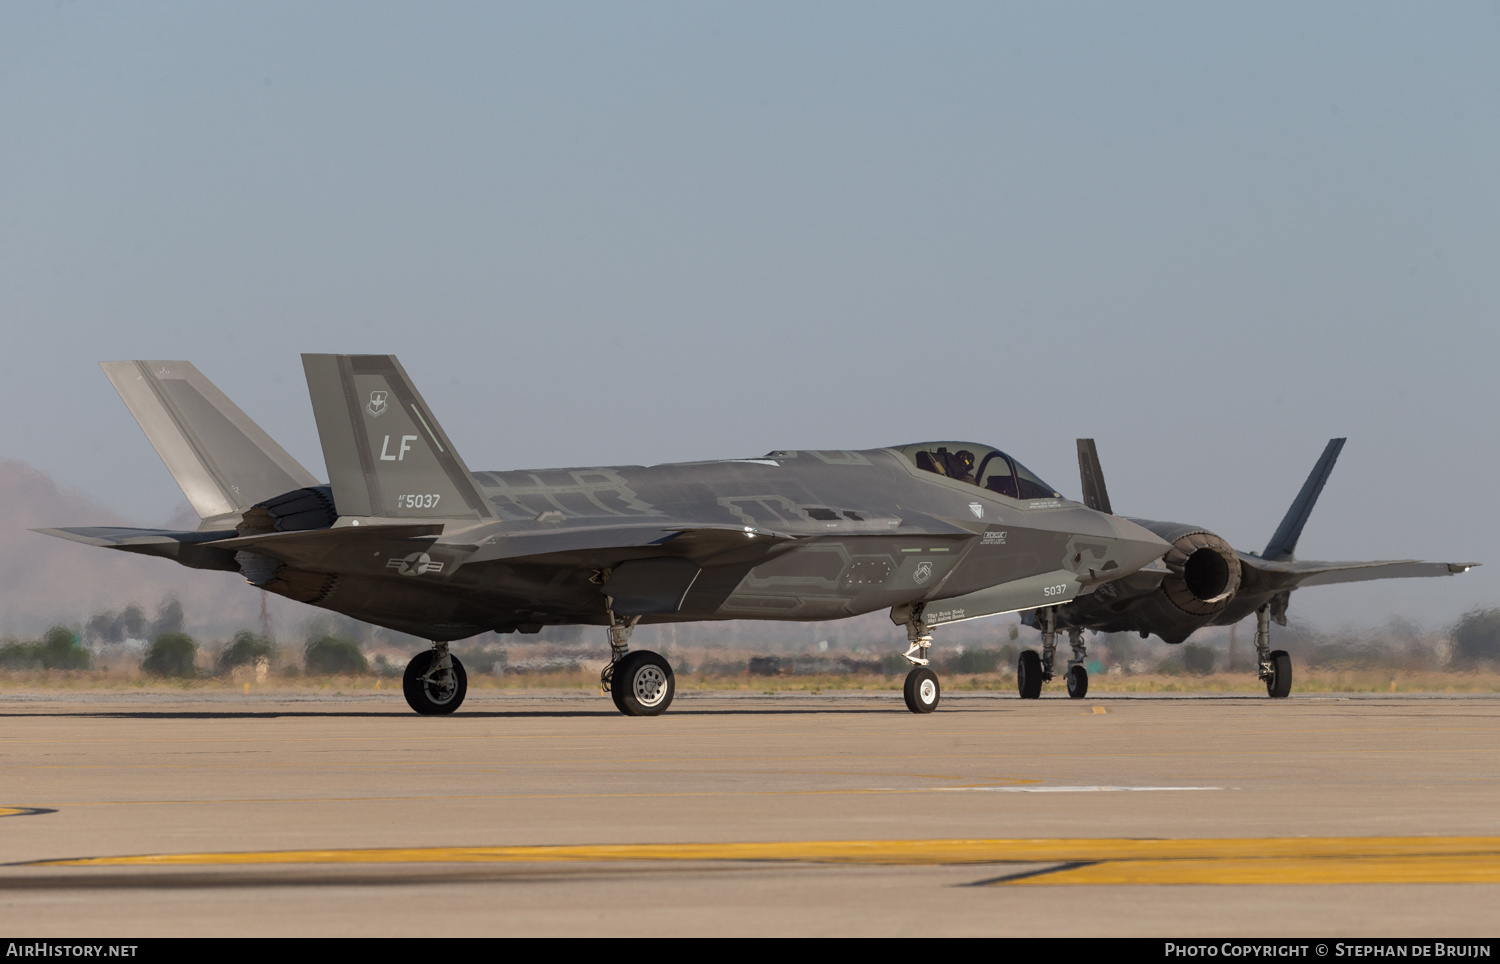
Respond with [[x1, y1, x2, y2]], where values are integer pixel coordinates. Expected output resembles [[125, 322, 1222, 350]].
[[38, 356, 1168, 717], [1014, 438, 1477, 700]]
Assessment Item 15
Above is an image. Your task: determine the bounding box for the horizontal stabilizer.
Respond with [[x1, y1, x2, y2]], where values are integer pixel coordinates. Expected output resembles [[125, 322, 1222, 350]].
[[33, 526, 240, 571], [1262, 438, 1345, 561], [1264, 558, 1480, 589], [34, 526, 236, 548], [102, 361, 319, 522]]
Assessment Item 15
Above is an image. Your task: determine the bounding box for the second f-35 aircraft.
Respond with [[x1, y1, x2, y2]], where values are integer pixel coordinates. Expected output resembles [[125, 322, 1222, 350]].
[[39, 356, 1170, 717], [1015, 439, 1477, 700]]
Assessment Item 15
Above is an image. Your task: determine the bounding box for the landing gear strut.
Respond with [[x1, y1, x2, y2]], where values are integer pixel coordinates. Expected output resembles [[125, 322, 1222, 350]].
[[1065, 628, 1089, 699], [1018, 607, 1059, 699], [403, 642, 468, 715], [600, 605, 675, 716], [900, 605, 941, 713], [1039, 606, 1058, 682], [1256, 604, 1292, 698]]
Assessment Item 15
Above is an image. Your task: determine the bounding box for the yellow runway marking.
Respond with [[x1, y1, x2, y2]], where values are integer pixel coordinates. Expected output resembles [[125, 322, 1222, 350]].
[[25, 836, 1500, 885], [1009, 855, 1500, 886]]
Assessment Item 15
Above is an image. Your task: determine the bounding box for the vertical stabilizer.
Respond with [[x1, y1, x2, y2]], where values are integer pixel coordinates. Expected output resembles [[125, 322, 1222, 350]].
[[301, 354, 494, 522], [1076, 439, 1114, 515], [102, 361, 320, 522], [1261, 437, 1346, 561]]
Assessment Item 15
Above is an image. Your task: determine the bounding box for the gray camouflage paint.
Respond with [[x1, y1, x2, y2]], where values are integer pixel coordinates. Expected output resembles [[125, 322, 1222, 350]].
[[1039, 439, 1477, 645], [40, 357, 1169, 644]]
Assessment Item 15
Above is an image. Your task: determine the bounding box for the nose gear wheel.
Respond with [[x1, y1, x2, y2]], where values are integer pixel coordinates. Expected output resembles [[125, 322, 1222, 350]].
[[903, 667, 940, 713]]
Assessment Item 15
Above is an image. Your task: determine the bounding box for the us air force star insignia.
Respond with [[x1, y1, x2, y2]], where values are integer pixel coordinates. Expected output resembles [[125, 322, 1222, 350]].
[[968, 502, 984, 519], [914, 560, 933, 585], [367, 391, 389, 418], [387, 552, 443, 576]]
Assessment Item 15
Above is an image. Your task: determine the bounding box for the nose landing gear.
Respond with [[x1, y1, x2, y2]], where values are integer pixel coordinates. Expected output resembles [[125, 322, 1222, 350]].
[[890, 604, 944, 714]]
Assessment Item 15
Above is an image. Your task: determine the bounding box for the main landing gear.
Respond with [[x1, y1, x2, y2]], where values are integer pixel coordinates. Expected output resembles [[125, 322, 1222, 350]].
[[1017, 607, 1090, 699], [600, 607, 675, 716], [899, 606, 941, 713], [403, 642, 468, 715], [1256, 603, 1292, 699]]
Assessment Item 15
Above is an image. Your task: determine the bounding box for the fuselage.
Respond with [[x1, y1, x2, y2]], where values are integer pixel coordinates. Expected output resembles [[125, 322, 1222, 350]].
[[278, 444, 1167, 640]]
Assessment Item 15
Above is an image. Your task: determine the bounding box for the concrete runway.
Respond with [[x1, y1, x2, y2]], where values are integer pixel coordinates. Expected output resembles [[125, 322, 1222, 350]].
[[1, 689, 1498, 936]]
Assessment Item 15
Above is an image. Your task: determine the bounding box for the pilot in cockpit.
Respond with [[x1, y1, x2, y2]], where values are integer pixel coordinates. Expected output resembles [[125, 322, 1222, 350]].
[[946, 449, 976, 484]]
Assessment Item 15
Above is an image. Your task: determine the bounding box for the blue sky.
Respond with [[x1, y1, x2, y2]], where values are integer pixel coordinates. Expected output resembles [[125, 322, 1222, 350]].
[[2, 2, 1496, 627]]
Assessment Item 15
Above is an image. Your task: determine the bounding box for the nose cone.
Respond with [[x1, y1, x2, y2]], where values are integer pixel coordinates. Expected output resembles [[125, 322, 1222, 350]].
[[1108, 516, 1171, 577]]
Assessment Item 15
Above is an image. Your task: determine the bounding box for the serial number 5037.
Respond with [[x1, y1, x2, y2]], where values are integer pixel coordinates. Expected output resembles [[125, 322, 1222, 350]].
[[1042, 584, 1069, 597], [398, 494, 441, 509]]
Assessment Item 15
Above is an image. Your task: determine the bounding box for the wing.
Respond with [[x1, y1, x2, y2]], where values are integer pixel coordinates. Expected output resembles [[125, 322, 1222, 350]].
[[218, 521, 807, 619], [39, 519, 802, 571]]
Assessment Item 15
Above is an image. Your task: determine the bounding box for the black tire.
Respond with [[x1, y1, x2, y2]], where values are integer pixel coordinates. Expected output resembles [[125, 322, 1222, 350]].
[[613, 650, 675, 716], [1266, 650, 1292, 698], [1066, 664, 1089, 699], [1017, 650, 1043, 699], [903, 667, 941, 713], [403, 651, 468, 715]]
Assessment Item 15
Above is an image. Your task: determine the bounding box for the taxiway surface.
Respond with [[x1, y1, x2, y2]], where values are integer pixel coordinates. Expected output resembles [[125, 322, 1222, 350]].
[[1, 689, 1497, 936]]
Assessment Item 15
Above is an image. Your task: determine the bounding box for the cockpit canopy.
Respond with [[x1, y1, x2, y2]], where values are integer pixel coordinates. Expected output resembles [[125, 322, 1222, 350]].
[[895, 442, 1060, 500]]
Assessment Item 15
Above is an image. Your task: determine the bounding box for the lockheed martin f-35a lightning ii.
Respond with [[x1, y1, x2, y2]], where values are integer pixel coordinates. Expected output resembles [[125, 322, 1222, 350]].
[[40, 355, 1171, 716]]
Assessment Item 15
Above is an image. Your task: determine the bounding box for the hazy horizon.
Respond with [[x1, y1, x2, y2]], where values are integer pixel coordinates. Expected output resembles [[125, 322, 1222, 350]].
[[3, 3, 1495, 629]]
